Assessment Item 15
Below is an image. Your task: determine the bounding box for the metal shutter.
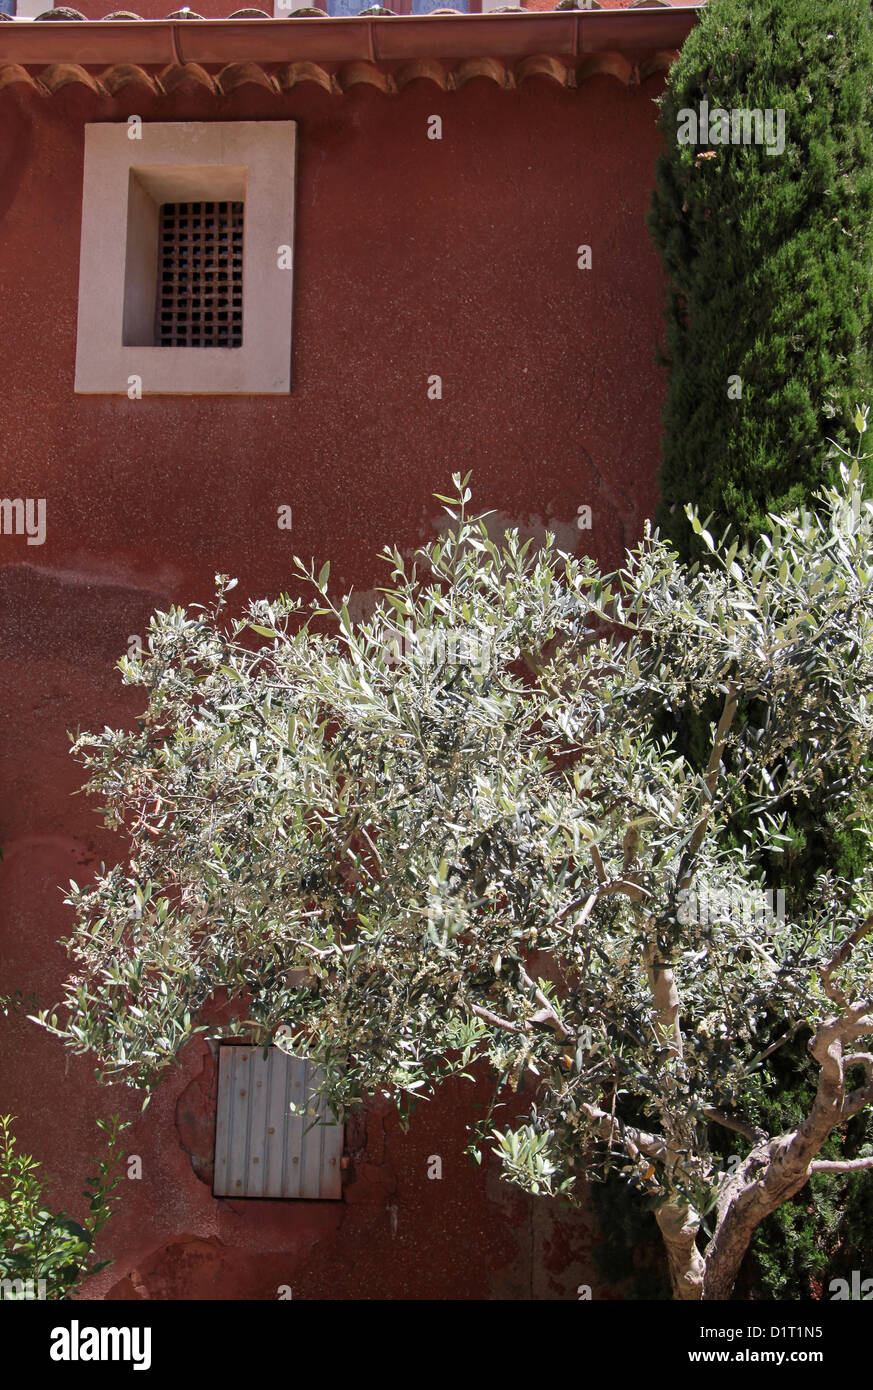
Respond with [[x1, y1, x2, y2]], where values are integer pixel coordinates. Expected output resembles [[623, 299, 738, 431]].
[[213, 1045, 343, 1199]]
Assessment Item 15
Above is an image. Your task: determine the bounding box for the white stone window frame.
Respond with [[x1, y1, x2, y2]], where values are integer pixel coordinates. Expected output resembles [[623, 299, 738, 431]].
[[75, 121, 296, 396]]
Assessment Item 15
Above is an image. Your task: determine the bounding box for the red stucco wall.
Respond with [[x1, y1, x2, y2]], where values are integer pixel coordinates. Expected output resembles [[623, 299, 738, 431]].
[[0, 70, 668, 1298]]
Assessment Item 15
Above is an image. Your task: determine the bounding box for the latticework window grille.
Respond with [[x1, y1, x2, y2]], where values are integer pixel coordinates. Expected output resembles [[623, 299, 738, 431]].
[[156, 201, 244, 348]]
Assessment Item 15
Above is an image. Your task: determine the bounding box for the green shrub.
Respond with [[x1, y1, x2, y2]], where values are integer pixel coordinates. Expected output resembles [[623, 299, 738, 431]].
[[0, 1113, 128, 1300]]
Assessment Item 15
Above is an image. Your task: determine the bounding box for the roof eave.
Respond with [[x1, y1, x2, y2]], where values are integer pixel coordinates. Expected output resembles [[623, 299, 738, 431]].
[[0, 9, 700, 68]]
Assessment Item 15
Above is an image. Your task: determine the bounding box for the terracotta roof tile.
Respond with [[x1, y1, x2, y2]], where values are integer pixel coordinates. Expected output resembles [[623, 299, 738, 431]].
[[7, 1, 701, 18], [0, 0, 699, 95]]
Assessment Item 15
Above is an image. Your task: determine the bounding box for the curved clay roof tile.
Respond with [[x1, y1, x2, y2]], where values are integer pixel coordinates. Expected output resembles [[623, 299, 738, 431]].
[[0, 0, 692, 20], [160, 58, 214, 86], [338, 59, 393, 88], [101, 60, 159, 87], [394, 57, 447, 87], [277, 58, 334, 88], [216, 57, 278, 88]]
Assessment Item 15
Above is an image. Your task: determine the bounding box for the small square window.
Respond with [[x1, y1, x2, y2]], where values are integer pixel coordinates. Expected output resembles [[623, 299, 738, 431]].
[[75, 122, 295, 395], [212, 1044, 343, 1200]]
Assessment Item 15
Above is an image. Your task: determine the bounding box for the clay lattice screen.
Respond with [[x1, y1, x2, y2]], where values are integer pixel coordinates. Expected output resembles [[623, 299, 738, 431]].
[[156, 201, 244, 348]]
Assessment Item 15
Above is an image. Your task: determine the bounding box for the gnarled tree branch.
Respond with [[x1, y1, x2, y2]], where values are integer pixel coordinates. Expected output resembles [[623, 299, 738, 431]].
[[809, 1156, 873, 1173], [703, 1106, 768, 1145]]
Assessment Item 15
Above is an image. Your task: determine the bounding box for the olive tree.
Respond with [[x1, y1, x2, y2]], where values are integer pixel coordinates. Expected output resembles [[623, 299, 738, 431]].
[[37, 442, 873, 1300]]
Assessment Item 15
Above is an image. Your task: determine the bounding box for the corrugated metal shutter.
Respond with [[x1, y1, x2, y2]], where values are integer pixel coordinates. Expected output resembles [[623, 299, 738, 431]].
[[213, 1045, 343, 1199]]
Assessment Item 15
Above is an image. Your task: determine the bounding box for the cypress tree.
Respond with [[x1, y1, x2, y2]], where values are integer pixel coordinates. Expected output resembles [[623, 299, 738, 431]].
[[592, 0, 873, 1300], [648, 0, 873, 557]]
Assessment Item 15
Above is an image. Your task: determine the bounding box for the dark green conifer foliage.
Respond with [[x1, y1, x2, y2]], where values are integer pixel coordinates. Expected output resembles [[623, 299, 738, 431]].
[[648, 0, 873, 557]]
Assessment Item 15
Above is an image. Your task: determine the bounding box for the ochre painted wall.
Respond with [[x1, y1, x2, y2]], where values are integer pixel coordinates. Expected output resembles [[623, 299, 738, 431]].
[[0, 71, 668, 1299]]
